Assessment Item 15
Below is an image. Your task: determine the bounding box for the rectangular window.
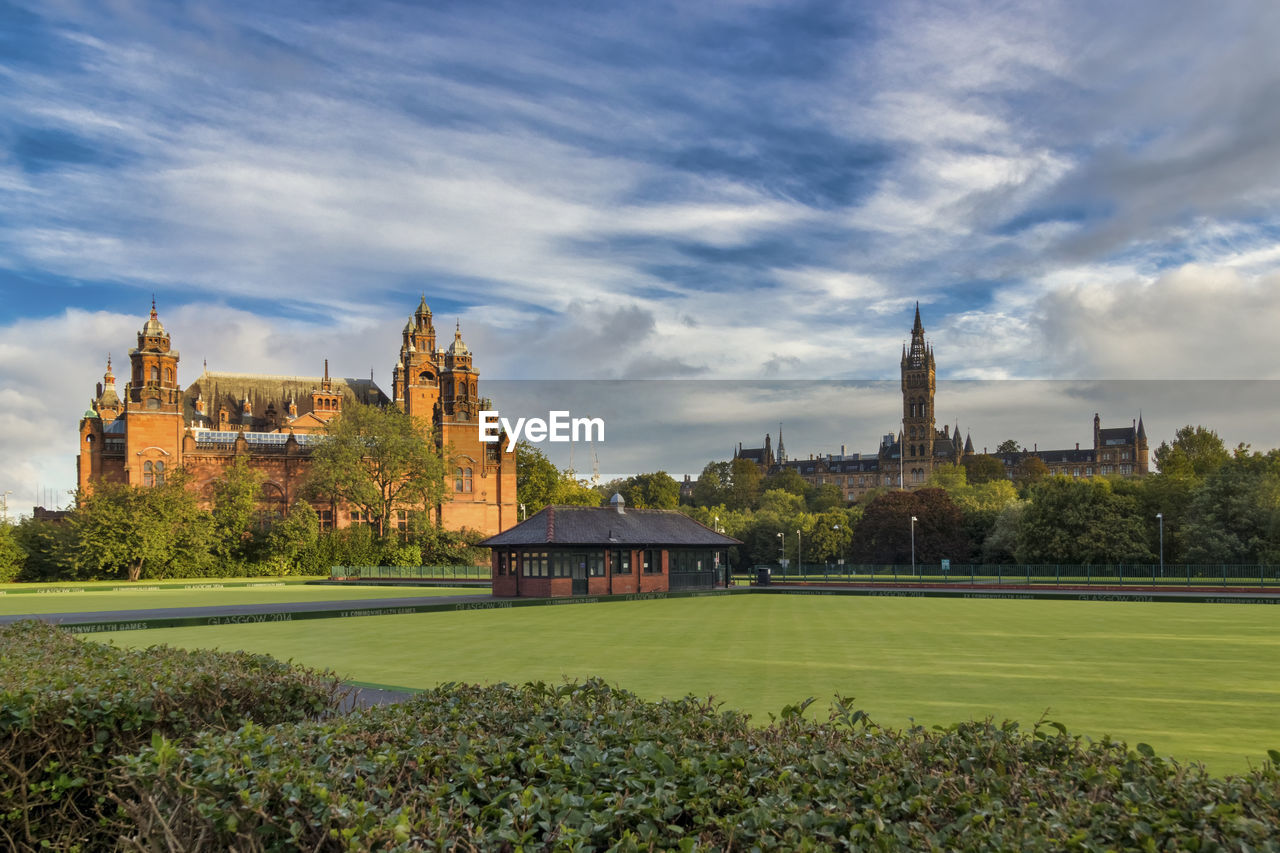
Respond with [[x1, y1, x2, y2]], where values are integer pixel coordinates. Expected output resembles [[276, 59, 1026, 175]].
[[613, 549, 631, 574], [643, 549, 660, 574], [589, 553, 605, 577], [538, 552, 548, 577], [317, 508, 334, 531], [522, 553, 532, 577], [497, 552, 507, 576]]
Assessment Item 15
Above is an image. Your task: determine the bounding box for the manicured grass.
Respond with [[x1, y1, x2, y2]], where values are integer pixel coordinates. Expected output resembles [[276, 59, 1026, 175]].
[[0, 584, 482, 615], [103, 596, 1280, 773]]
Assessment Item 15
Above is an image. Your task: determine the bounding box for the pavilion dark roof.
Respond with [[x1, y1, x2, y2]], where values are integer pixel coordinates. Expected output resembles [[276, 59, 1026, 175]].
[[481, 506, 741, 548]]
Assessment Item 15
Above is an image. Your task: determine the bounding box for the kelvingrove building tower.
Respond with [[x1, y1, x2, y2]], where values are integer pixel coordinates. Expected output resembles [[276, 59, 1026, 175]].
[[76, 297, 518, 536]]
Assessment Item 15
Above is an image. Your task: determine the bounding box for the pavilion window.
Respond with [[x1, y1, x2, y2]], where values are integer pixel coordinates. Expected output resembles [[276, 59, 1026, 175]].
[[612, 549, 631, 575], [642, 549, 659, 574], [589, 553, 604, 577]]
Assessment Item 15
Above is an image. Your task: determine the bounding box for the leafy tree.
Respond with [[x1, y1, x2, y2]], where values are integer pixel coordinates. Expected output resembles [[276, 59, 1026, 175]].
[[305, 403, 445, 537], [996, 439, 1022, 454], [982, 501, 1026, 563], [0, 521, 24, 582], [806, 509, 855, 563], [10, 516, 76, 581], [725, 458, 763, 511], [962, 454, 1008, 485], [619, 472, 680, 510], [1014, 456, 1050, 490], [552, 476, 602, 507], [1015, 477, 1154, 564], [516, 443, 561, 514], [210, 457, 266, 566], [72, 476, 213, 581], [1182, 450, 1280, 564], [758, 489, 805, 518], [690, 461, 731, 507], [852, 488, 969, 565], [1153, 425, 1230, 480], [762, 468, 808, 497], [807, 483, 845, 512], [263, 501, 323, 574]]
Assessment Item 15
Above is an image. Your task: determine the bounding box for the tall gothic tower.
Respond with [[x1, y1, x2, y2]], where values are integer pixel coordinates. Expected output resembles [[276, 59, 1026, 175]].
[[394, 295, 442, 422], [900, 303, 936, 476]]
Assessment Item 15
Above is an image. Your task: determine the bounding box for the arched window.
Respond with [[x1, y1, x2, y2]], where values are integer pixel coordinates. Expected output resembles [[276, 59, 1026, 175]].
[[454, 467, 464, 492], [154, 461, 165, 486], [142, 460, 165, 487], [164, 368, 172, 383], [150, 366, 159, 383], [463, 467, 473, 493]]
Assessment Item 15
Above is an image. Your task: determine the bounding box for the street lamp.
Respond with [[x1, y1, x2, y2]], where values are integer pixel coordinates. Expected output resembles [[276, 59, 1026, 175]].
[[832, 524, 841, 581], [1156, 512, 1164, 578], [796, 528, 802, 578], [910, 515, 918, 577]]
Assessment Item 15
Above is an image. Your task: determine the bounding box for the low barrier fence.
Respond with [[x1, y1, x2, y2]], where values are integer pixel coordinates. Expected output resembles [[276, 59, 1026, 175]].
[[731, 563, 1280, 588], [330, 565, 490, 581]]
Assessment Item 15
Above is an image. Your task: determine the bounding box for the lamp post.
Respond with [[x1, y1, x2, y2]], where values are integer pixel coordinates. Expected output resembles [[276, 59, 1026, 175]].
[[777, 531, 784, 576], [910, 515, 917, 578], [832, 524, 841, 581], [1156, 512, 1164, 578], [796, 528, 802, 578]]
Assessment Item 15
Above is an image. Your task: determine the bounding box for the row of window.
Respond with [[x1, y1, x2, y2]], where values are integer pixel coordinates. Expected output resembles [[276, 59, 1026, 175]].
[[141, 460, 165, 487], [496, 549, 664, 578]]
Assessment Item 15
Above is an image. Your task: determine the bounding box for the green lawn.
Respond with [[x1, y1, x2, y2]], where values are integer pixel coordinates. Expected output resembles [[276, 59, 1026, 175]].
[[102, 595, 1280, 773], [0, 584, 481, 615]]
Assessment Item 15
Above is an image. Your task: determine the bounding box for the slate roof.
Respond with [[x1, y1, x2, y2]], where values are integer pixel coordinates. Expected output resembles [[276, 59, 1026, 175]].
[[182, 370, 389, 428], [481, 506, 741, 548]]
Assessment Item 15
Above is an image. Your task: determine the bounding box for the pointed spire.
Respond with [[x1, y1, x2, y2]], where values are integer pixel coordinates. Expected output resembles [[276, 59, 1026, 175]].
[[1137, 413, 1147, 440], [416, 293, 430, 317], [964, 432, 974, 454], [150, 295, 157, 320], [324, 358, 329, 381], [912, 300, 923, 334]]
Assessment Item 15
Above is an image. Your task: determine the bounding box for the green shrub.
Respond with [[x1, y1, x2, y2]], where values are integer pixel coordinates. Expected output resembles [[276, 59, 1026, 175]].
[[0, 621, 347, 852], [116, 679, 1280, 852]]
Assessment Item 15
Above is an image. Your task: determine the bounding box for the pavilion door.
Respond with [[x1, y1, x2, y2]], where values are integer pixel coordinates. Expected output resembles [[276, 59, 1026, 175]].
[[571, 554, 589, 595]]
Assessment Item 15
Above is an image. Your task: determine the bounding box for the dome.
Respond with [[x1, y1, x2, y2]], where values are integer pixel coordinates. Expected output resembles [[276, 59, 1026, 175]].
[[84, 407, 99, 419], [448, 321, 469, 356], [141, 300, 167, 337]]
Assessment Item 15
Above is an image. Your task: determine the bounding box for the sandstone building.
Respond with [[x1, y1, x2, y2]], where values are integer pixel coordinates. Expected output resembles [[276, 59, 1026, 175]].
[[77, 298, 517, 536], [735, 305, 1148, 502]]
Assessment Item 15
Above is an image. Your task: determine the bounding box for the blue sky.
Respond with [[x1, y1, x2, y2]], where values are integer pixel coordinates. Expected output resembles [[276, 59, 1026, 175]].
[[3, 0, 1280, 514]]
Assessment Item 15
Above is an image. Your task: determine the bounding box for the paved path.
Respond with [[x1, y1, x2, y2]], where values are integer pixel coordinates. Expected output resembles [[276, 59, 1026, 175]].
[[0, 592, 494, 627]]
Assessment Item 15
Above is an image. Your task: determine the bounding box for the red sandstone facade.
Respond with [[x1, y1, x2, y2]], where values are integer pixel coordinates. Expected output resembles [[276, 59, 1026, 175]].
[[77, 299, 517, 536]]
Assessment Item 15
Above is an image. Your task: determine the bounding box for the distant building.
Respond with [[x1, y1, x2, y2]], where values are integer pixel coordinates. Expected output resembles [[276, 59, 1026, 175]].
[[734, 305, 1148, 502], [77, 298, 517, 536], [481, 494, 739, 597]]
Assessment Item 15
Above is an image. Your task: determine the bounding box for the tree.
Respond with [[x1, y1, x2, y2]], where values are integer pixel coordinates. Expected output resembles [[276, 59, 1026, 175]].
[[763, 468, 808, 497], [807, 483, 844, 512], [1015, 477, 1154, 564], [1154, 425, 1230, 480], [263, 501, 323, 574], [620, 472, 680, 509], [1181, 451, 1280, 564], [1014, 456, 1050, 490], [72, 476, 213, 581], [210, 457, 266, 566], [691, 461, 731, 507], [305, 403, 445, 537], [725, 459, 763, 510], [996, 439, 1021, 454], [852, 488, 969, 565], [0, 521, 24, 582], [516, 442, 561, 514], [962, 454, 1008, 485]]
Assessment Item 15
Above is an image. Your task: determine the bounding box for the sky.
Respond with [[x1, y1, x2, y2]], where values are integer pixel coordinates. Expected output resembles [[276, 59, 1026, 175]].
[[3, 0, 1280, 516]]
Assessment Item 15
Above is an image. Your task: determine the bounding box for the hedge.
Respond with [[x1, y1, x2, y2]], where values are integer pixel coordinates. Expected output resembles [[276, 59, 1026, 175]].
[[115, 679, 1280, 852], [0, 621, 347, 852]]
